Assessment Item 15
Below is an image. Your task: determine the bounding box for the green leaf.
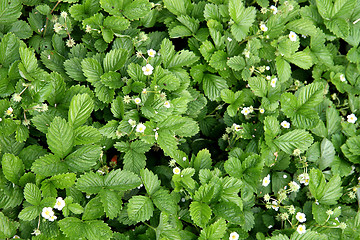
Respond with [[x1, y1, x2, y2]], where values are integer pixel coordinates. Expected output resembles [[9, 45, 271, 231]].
[[319, 138, 335, 170], [325, 18, 349, 38], [68, 93, 94, 129], [99, 189, 122, 219], [163, 0, 189, 15], [65, 58, 86, 82], [297, 82, 324, 109], [229, 0, 256, 41], [18, 206, 39, 221], [103, 48, 128, 72], [248, 77, 267, 97], [160, 39, 175, 68], [82, 197, 105, 220], [0, 33, 20, 68], [47, 173, 77, 189], [209, 50, 228, 71], [199, 218, 227, 240], [1, 153, 24, 184], [76, 172, 104, 194], [123, 0, 152, 20], [24, 183, 41, 206], [316, 0, 333, 19], [0, 212, 19, 238], [82, 58, 103, 83], [203, 73, 228, 101], [159, 116, 199, 137], [0, 0, 22, 24], [227, 56, 245, 71], [309, 169, 342, 205], [74, 125, 102, 145], [103, 16, 130, 34], [59, 217, 112, 240], [104, 169, 141, 191], [189, 201, 212, 228], [140, 168, 161, 196], [168, 50, 199, 69], [47, 117, 74, 158], [152, 189, 177, 215], [193, 149, 212, 172], [169, 25, 192, 38], [127, 195, 154, 223], [65, 145, 101, 172], [285, 49, 313, 69], [31, 154, 68, 177], [274, 130, 314, 154], [276, 57, 291, 82]]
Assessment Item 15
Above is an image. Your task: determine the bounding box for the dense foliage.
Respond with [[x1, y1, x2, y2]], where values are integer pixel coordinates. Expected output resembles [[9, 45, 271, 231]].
[[0, 0, 360, 239]]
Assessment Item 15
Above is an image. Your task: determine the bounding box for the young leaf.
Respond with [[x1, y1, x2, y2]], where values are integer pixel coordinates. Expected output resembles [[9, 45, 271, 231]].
[[24, 183, 42, 206], [127, 195, 154, 223], [274, 130, 314, 154], [68, 93, 94, 129], [199, 218, 227, 240], [1, 153, 24, 184], [189, 201, 212, 228], [47, 117, 74, 158], [140, 168, 161, 196]]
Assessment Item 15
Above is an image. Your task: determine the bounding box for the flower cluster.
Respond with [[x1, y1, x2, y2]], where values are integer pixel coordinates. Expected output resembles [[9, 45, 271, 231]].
[[41, 197, 65, 222]]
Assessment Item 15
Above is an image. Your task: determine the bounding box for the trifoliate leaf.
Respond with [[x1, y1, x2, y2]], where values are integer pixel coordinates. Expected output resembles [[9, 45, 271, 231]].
[[127, 195, 154, 223]]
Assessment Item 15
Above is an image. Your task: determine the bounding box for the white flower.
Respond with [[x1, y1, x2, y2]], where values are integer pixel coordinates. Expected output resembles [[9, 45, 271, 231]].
[[229, 232, 239, 240], [347, 113, 357, 123], [270, 77, 277, 87], [142, 88, 147, 94], [60, 11, 68, 19], [182, 157, 187, 161], [12, 93, 22, 102], [271, 200, 279, 211], [147, 49, 156, 58], [134, 97, 142, 105], [155, 131, 158, 140], [233, 123, 241, 131], [297, 224, 306, 234], [340, 74, 346, 82], [128, 119, 137, 127], [281, 120, 290, 128], [53, 23, 62, 33], [54, 197, 65, 210], [259, 108, 265, 114], [173, 167, 181, 175], [227, 37, 233, 42], [164, 101, 171, 108], [243, 50, 250, 58], [142, 64, 154, 75], [260, 24, 268, 32], [181, 197, 186, 202], [13, 235, 20, 239], [283, 174, 287, 178], [268, 225, 273, 229], [262, 174, 271, 187], [266, 75, 271, 80], [289, 31, 297, 41], [85, 25, 92, 33], [265, 66, 270, 70], [270, 5, 278, 14], [31, 229, 41, 236], [296, 212, 306, 223], [298, 173, 310, 185], [5, 107, 14, 116], [289, 181, 300, 192], [41, 207, 54, 220], [66, 38, 76, 47], [48, 215, 57, 221], [241, 107, 251, 116], [136, 123, 146, 133]]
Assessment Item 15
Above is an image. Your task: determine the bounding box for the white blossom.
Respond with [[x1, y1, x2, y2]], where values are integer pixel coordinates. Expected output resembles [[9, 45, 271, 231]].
[[270, 5, 278, 14], [134, 98, 142, 105], [262, 174, 271, 187], [227, 37, 233, 42], [340, 74, 346, 82], [142, 64, 154, 75], [259, 108, 265, 114], [147, 49, 156, 57], [289, 31, 297, 41], [270, 77, 277, 87], [136, 123, 146, 133], [48, 215, 57, 221], [241, 107, 251, 116], [54, 197, 65, 210], [298, 173, 310, 185], [260, 24, 268, 32], [41, 207, 54, 220], [296, 212, 306, 223], [60, 11, 68, 19], [347, 113, 357, 123], [173, 167, 181, 175], [297, 224, 306, 234], [229, 232, 239, 240], [53, 23, 62, 33], [6, 107, 13, 115], [271, 200, 279, 211], [281, 120, 290, 128], [164, 101, 171, 108]]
